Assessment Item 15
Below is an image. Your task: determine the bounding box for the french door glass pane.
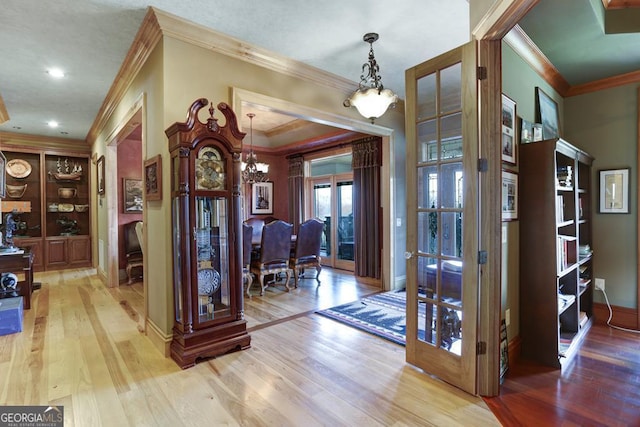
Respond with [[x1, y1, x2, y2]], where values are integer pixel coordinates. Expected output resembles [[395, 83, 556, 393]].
[[417, 73, 436, 121], [337, 181, 354, 261], [440, 63, 462, 113], [417, 165, 438, 209], [418, 119, 437, 162], [313, 183, 331, 256]]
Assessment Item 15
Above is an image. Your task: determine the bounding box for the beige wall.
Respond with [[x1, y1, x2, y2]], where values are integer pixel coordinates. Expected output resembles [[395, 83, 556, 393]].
[[94, 32, 406, 343]]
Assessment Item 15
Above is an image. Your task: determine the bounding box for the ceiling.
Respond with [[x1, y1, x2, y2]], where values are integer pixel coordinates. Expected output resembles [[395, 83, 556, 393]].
[[1, 0, 639, 146]]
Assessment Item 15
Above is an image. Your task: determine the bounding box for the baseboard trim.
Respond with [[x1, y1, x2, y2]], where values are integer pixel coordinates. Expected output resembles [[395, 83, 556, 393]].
[[593, 302, 638, 329], [146, 318, 173, 357]]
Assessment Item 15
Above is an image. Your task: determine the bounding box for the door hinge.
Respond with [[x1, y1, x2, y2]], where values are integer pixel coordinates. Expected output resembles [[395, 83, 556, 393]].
[[477, 341, 487, 355], [477, 66, 487, 80], [478, 250, 487, 265], [478, 158, 488, 172]]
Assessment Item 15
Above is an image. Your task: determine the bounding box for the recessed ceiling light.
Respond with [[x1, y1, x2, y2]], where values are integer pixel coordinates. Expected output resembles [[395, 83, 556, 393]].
[[47, 68, 65, 78], [48, 121, 59, 128]]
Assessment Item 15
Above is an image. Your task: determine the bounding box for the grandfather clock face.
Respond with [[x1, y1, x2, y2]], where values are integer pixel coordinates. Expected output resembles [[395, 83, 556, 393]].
[[195, 146, 225, 190]]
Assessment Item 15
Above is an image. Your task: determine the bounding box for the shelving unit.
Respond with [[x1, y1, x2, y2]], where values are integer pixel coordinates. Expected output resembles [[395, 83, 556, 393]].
[[519, 138, 594, 368], [2, 148, 91, 271]]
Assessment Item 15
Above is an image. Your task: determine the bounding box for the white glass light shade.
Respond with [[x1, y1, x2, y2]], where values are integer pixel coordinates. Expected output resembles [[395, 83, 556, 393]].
[[347, 87, 398, 122]]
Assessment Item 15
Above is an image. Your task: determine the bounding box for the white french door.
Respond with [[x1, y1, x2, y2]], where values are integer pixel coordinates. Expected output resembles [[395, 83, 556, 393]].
[[308, 174, 354, 272]]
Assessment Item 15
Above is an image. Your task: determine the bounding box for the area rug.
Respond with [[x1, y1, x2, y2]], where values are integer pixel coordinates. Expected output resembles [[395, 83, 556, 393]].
[[315, 290, 425, 346]]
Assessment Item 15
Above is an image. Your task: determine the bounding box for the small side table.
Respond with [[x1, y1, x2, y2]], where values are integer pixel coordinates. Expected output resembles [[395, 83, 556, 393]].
[[0, 248, 34, 309]]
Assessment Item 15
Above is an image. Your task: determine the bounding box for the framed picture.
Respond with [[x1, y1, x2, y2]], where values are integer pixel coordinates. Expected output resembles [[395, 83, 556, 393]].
[[519, 117, 533, 145], [499, 319, 509, 382], [97, 155, 105, 196], [144, 154, 162, 201], [0, 151, 6, 198], [251, 181, 273, 215], [501, 94, 517, 164], [501, 170, 518, 221], [123, 178, 143, 213], [535, 87, 560, 140], [599, 168, 630, 213]]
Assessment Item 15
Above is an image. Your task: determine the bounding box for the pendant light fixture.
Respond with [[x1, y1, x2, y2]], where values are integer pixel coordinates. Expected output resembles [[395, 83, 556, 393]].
[[343, 32, 398, 123], [241, 113, 269, 183]]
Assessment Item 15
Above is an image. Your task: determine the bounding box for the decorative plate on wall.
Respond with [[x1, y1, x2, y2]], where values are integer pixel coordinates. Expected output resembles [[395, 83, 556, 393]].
[[6, 159, 32, 178]]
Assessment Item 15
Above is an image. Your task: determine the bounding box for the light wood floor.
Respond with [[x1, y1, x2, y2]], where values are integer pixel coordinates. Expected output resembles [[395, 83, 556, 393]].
[[0, 268, 499, 426]]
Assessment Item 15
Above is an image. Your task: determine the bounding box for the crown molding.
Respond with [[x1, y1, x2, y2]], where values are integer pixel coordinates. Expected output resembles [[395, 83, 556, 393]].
[[0, 131, 89, 153], [567, 69, 640, 96], [86, 7, 162, 145], [152, 8, 357, 94], [504, 25, 571, 96], [473, 0, 539, 40], [87, 7, 363, 146]]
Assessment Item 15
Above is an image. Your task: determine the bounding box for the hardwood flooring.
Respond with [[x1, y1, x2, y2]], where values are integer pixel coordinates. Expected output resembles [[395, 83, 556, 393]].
[[485, 323, 640, 426], [0, 267, 499, 426]]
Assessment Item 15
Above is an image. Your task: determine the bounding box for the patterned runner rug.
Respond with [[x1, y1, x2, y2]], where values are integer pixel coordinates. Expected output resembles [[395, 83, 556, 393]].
[[315, 290, 425, 346]]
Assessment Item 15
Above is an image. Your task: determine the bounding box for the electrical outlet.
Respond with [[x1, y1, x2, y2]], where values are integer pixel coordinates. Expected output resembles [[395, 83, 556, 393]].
[[505, 308, 511, 326], [595, 278, 605, 291]]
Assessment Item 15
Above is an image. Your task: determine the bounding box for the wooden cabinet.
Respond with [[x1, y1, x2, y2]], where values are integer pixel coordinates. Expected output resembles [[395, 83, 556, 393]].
[[166, 99, 250, 368], [1, 149, 91, 271], [519, 138, 594, 368]]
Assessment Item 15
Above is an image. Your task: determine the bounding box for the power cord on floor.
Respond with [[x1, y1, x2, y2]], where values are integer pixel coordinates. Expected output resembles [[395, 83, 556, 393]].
[[598, 287, 640, 334]]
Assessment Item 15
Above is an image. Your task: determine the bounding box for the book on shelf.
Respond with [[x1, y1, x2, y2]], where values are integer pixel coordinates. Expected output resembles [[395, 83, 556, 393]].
[[558, 293, 576, 312], [556, 195, 565, 223]]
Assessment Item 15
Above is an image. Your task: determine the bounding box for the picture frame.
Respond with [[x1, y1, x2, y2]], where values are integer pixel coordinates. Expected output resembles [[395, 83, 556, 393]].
[[123, 178, 143, 213], [501, 170, 518, 221], [251, 181, 273, 215], [501, 94, 517, 164], [599, 168, 630, 214], [519, 116, 533, 145], [535, 87, 560, 140], [499, 319, 509, 382], [0, 151, 6, 198], [97, 155, 105, 196], [143, 154, 162, 201]]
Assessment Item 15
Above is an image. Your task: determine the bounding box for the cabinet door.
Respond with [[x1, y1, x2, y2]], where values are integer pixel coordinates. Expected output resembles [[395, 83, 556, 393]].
[[69, 236, 91, 265], [45, 237, 68, 267], [14, 237, 44, 271]]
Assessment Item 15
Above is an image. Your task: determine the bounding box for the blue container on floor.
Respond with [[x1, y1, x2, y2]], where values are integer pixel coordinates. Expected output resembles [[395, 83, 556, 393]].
[[0, 296, 23, 336]]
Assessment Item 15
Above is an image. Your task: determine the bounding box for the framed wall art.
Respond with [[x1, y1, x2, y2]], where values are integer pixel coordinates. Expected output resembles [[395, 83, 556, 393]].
[[501, 94, 517, 164], [97, 155, 105, 196], [251, 181, 273, 215], [123, 178, 143, 213], [501, 170, 518, 221], [144, 154, 162, 201], [535, 87, 560, 140], [599, 168, 629, 213]]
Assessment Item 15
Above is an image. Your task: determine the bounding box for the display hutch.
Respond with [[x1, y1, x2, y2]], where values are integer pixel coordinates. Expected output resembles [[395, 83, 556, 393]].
[[519, 138, 594, 368], [2, 147, 91, 271], [166, 99, 250, 368]]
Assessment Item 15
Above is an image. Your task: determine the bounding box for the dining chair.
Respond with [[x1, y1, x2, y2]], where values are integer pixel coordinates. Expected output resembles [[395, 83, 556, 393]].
[[289, 218, 323, 288], [123, 220, 143, 285], [242, 223, 254, 297], [249, 220, 293, 296]]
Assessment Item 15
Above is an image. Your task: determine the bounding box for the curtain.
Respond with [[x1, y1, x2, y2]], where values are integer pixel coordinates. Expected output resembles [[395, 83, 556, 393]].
[[352, 136, 381, 279], [288, 155, 304, 234]]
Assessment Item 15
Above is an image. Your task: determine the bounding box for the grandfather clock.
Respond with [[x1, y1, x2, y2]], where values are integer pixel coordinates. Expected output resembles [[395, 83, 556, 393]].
[[165, 98, 250, 368]]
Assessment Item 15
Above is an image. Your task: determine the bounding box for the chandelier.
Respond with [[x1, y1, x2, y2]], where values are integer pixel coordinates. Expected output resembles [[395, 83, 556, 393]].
[[241, 113, 269, 183], [344, 32, 398, 123]]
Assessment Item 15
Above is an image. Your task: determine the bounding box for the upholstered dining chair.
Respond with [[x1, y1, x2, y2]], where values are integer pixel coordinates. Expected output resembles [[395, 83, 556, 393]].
[[242, 223, 254, 297], [123, 220, 143, 285], [289, 218, 324, 288], [249, 220, 293, 296]]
